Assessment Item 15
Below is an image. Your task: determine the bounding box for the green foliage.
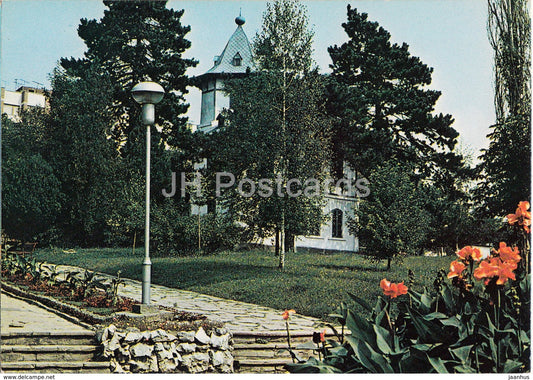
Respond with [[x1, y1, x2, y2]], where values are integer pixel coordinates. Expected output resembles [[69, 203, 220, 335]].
[[476, 114, 531, 217], [327, 6, 460, 180], [44, 68, 121, 246], [65, 268, 126, 307], [421, 183, 489, 252], [487, 0, 530, 121], [288, 203, 531, 373], [104, 175, 145, 247], [1, 252, 126, 307], [1, 253, 24, 278], [211, 71, 330, 243], [195, 214, 245, 255], [2, 69, 120, 246], [210, 1, 331, 266], [325, 5, 476, 253], [42, 0, 200, 248], [46, 266, 68, 288], [1, 112, 62, 242], [65, 269, 108, 300], [107, 271, 125, 307], [353, 163, 433, 269], [2, 2, 203, 251], [475, 0, 530, 217], [150, 204, 244, 256], [1, 252, 50, 285], [253, 0, 314, 73]]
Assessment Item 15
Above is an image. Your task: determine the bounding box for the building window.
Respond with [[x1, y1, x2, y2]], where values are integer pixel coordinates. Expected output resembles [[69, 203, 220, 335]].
[[232, 53, 242, 66], [332, 209, 343, 238]]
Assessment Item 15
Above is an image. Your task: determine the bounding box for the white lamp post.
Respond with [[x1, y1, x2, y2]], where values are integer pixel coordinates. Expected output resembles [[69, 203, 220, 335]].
[[131, 81, 165, 306]]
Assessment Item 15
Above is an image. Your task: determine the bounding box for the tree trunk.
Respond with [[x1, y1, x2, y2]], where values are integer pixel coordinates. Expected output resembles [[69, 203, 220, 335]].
[[285, 232, 295, 253], [279, 212, 285, 270], [278, 54, 288, 271], [387, 256, 392, 271], [275, 227, 280, 256]]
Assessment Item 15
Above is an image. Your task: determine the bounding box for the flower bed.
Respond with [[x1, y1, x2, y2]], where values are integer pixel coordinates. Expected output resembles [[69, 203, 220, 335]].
[[0, 256, 217, 331], [1, 257, 142, 325], [1, 255, 235, 373], [285, 201, 531, 373]]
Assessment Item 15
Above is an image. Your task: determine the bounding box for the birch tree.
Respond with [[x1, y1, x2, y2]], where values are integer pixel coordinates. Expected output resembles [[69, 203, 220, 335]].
[[210, 0, 331, 269]]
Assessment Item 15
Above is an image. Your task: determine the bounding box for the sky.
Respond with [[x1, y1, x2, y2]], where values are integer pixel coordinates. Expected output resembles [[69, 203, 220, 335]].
[[0, 0, 495, 157]]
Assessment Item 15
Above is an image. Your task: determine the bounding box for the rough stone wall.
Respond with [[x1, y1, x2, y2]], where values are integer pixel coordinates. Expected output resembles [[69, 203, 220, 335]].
[[99, 324, 233, 373]]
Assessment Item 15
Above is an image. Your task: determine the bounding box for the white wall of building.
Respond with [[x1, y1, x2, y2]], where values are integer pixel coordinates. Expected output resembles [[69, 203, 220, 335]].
[[296, 195, 359, 252], [24, 91, 46, 107], [214, 78, 229, 119], [2, 89, 22, 105], [258, 195, 359, 252], [1, 87, 46, 121]]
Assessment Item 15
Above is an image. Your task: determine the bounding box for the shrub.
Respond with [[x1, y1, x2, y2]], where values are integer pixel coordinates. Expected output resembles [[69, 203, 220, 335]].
[[151, 207, 244, 256], [353, 163, 433, 270]]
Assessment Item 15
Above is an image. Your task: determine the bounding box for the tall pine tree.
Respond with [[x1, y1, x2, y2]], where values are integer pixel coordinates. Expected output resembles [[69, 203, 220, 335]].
[[328, 6, 461, 180], [58, 0, 199, 245], [61, 0, 198, 171], [328, 6, 475, 256]]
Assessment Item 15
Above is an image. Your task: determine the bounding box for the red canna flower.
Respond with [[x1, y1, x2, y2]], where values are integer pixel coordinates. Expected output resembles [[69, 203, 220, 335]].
[[320, 329, 326, 342], [282, 309, 296, 320], [380, 279, 408, 298], [494, 260, 517, 285], [447, 260, 466, 279], [456, 246, 483, 262], [495, 242, 521, 264], [474, 256, 517, 285], [517, 201, 529, 217], [507, 214, 518, 225], [473, 258, 499, 281], [507, 201, 531, 233]]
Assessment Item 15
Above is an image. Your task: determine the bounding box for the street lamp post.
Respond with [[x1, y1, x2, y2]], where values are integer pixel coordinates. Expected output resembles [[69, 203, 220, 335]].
[[131, 81, 165, 306]]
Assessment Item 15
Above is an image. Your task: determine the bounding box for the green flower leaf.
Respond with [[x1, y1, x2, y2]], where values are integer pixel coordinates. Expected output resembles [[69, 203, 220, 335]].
[[427, 355, 449, 373]]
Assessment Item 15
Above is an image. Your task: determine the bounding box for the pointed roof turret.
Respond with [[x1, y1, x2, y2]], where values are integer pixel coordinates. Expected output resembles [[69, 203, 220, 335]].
[[235, 9, 245, 26], [203, 15, 253, 75]]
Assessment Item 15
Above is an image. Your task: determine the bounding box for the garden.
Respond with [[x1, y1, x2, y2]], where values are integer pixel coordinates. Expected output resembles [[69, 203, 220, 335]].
[[2, 200, 530, 373], [1, 0, 530, 374], [31, 247, 450, 319], [281, 201, 531, 373]]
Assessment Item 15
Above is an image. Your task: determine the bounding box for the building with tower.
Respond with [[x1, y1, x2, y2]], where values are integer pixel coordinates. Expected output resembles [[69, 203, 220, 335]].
[[194, 14, 253, 133], [193, 15, 359, 253]]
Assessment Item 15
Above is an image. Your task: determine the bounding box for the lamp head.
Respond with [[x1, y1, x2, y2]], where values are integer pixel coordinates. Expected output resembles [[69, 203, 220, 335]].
[[131, 81, 165, 105]]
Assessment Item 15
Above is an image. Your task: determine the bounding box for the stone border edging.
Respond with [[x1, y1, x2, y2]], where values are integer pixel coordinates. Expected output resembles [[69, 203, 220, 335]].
[[99, 324, 234, 373]]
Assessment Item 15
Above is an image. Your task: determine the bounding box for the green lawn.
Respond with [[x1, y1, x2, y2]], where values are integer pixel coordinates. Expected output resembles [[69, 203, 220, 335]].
[[34, 248, 452, 320]]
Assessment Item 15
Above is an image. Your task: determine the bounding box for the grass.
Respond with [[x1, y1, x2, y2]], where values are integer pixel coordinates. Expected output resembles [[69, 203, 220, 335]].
[[34, 248, 452, 320]]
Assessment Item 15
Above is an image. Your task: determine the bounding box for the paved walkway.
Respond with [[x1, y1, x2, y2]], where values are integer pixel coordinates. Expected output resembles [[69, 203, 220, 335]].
[[53, 264, 324, 335], [1, 292, 90, 334]]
